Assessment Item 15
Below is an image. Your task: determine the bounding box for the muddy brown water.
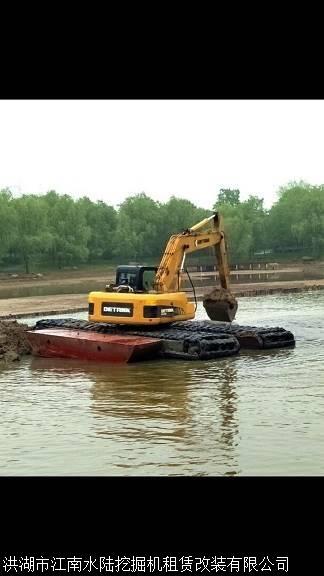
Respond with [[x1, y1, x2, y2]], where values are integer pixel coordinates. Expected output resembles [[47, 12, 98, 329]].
[[1, 292, 324, 476]]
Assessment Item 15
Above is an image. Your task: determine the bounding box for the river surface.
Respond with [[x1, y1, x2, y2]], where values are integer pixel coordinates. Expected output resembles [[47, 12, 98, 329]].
[[1, 292, 324, 476]]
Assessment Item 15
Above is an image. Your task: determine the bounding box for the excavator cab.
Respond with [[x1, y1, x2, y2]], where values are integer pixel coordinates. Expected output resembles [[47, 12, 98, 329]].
[[111, 266, 158, 292]]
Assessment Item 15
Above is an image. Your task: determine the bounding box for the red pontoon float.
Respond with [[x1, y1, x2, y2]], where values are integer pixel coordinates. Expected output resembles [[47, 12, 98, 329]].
[[27, 329, 162, 363]]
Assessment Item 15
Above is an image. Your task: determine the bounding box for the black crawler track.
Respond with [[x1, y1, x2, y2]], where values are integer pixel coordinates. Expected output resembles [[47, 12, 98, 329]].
[[171, 321, 296, 350], [33, 318, 295, 361]]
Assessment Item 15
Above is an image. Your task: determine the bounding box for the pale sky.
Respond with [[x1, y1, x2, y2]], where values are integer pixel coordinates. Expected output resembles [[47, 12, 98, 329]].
[[1, 99, 323, 210]]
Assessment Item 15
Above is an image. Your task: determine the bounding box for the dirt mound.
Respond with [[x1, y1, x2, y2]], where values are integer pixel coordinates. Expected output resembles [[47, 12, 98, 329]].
[[0, 320, 31, 363]]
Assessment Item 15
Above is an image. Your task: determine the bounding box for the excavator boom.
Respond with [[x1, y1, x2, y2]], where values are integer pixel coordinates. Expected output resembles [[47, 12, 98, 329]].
[[152, 213, 237, 322], [153, 230, 222, 292]]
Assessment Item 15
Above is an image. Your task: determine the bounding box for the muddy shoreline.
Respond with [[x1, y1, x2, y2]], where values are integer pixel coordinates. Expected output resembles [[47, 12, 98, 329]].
[[0, 320, 31, 363]]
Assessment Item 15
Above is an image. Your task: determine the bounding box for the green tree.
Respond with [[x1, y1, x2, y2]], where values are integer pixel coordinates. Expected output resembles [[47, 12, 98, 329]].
[[0, 188, 16, 262], [213, 191, 267, 261], [268, 181, 324, 256], [240, 196, 268, 256], [113, 193, 163, 262], [43, 191, 90, 267], [214, 188, 240, 207], [160, 196, 210, 253], [77, 197, 117, 260], [11, 195, 52, 273]]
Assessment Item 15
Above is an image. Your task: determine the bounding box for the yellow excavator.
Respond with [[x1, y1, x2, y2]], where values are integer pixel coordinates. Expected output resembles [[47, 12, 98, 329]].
[[88, 212, 238, 325]]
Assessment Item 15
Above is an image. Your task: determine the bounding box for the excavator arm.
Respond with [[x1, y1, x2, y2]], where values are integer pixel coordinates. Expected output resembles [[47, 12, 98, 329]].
[[153, 212, 238, 322], [154, 213, 228, 291], [153, 230, 221, 292]]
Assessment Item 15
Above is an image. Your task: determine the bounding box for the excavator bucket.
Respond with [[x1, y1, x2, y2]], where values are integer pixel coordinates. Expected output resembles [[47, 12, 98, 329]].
[[203, 287, 238, 323]]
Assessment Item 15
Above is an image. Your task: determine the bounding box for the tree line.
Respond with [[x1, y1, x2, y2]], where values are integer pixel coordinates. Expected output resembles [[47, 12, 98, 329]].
[[0, 182, 323, 272]]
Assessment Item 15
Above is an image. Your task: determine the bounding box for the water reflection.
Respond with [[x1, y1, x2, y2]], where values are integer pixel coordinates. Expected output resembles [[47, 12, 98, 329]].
[[30, 355, 241, 475], [188, 361, 240, 475], [219, 364, 239, 454], [238, 347, 296, 364]]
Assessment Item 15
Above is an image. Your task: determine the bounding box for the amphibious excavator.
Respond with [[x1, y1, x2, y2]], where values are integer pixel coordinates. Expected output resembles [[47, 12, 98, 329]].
[[29, 214, 296, 362], [88, 212, 238, 326]]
